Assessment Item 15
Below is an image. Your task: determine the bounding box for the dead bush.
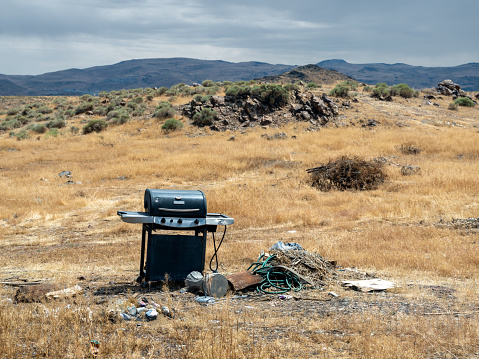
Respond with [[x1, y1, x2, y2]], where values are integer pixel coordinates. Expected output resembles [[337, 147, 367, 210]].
[[307, 155, 388, 191]]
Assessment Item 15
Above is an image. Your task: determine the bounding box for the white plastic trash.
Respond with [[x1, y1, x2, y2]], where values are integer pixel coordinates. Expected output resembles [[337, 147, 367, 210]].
[[269, 241, 303, 251]]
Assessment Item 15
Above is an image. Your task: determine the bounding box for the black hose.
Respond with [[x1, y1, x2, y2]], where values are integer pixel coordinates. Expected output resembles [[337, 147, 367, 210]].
[[209, 226, 227, 273]]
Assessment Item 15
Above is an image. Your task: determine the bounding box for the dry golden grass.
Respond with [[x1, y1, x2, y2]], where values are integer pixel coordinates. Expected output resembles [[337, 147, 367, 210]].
[[1, 87, 479, 358]]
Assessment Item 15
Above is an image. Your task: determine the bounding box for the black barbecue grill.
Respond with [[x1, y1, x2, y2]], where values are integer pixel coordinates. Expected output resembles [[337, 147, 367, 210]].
[[117, 189, 234, 282]]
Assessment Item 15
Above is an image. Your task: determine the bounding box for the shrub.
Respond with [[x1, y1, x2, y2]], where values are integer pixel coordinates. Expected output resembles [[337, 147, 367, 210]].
[[11, 130, 30, 140], [64, 109, 75, 117], [83, 119, 108, 134], [329, 85, 350, 98], [202, 79, 214, 87], [30, 124, 47, 134], [70, 126, 80, 134], [47, 118, 66, 129], [0, 119, 21, 131], [75, 102, 94, 115], [225, 85, 243, 97], [154, 102, 176, 119], [390, 83, 414, 98], [454, 97, 475, 107], [205, 86, 220, 95], [284, 83, 300, 91], [257, 84, 290, 107], [45, 128, 59, 137], [80, 94, 94, 102], [307, 156, 387, 191], [307, 82, 319, 89], [193, 108, 217, 126], [156, 87, 168, 96], [108, 109, 130, 125], [371, 83, 390, 98], [161, 118, 184, 132], [93, 106, 108, 116], [7, 107, 21, 116], [36, 106, 53, 114], [340, 80, 358, 91]]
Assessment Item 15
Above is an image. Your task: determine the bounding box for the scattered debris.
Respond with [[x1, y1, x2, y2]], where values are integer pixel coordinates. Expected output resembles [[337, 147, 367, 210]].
[[90, 340, 100, 358], [45, 285, 83, 300], [342, 279, 396, 292], [261, 132, 287, 140], [307, 156, 387, 191], [401, 165, 421, 176], [14, 283, 60, 303], [185, 271, 228, 298], [436, 217, 479, 230], [58, 171, 72, 178], [145, 309, 158, 321], [195, 296, 216, 305], [269, 241, 303, 251], [226, 271, 263, 292], [399, 144, 422, 155]]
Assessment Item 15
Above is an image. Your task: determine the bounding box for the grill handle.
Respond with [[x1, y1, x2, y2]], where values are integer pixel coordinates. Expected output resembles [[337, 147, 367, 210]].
[[158, 208, 200, 213]]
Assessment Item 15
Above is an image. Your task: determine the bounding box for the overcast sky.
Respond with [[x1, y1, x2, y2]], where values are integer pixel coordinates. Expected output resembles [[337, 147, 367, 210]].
[[1, 0, 477, 75]]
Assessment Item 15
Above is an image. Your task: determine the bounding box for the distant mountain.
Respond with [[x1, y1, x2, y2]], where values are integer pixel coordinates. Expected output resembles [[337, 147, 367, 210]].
[[0, 58, 295, 96], [257, 64, 354, 85], [1, 58, 477, 96], [317, 59, 479, 91]]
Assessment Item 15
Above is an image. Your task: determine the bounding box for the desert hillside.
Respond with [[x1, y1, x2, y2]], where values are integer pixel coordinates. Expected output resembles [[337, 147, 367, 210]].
[[1, 78, 479, 358]]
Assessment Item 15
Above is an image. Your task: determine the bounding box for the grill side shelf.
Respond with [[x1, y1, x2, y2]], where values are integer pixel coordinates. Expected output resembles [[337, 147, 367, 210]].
[[205, 213, 234, 226], [117, 211, 154, 224]]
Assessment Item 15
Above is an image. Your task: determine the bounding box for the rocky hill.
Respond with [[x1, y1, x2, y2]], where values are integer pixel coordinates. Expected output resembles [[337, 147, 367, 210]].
[[256, 64, 354, 85], [317, 59, 479, 91]]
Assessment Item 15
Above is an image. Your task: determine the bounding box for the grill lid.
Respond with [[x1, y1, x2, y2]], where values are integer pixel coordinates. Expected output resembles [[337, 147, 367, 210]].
[[144, 189, 207, 218]]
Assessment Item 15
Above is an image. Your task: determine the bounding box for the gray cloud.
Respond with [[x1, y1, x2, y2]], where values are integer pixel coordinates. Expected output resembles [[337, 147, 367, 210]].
[[0, 0, 477, 74]]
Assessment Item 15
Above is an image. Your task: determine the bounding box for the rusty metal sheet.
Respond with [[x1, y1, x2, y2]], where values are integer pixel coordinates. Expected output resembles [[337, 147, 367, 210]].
[[225, 271, 263, 292]]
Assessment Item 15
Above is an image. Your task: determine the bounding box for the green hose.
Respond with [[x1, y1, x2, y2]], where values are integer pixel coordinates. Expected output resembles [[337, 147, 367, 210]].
[[247, 253, 303, 294]]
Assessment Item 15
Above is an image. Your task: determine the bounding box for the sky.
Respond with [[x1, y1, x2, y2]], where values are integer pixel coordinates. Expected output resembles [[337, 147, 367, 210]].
[[0, 0, 477, 75]]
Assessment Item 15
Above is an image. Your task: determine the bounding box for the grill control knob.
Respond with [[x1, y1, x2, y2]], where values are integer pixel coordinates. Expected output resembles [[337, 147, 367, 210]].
[[160, 218, 166, 223], [170, 219, 173, 223], [177, 218, 183, 224], [194, 219, 199, 225]]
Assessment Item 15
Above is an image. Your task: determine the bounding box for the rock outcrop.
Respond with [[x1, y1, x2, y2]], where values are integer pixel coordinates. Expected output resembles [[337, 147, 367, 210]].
[[437, 80, 469, 99], [181, 90, 340, 131]]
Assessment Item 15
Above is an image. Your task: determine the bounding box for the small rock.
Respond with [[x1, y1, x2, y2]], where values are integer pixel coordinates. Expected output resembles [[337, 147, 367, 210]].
[[58, 171, 71, 178]]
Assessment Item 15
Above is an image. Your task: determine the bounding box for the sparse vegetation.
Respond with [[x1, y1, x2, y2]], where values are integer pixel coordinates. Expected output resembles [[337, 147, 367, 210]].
[[329, 84, 350, 98], [454, 96, 475, 107], [448, 102, 459, 111], [161, 118, 184, 132], [193, 107, 217, 126], [82, 119, 108, 134], [153, 101, 176, 119]]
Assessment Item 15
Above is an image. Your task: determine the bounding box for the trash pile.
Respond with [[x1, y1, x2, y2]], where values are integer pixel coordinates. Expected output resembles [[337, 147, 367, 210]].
[[114, 297, 174, 322], [232, 241, 337, 294], [269, 242, 337, 286]]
